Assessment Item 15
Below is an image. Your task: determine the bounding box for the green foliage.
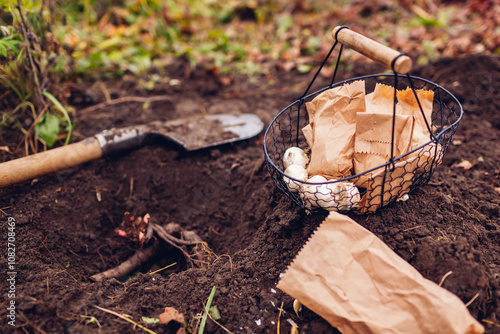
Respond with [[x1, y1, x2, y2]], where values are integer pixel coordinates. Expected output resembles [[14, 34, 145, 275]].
[[0, 0, 74, 151], [42, 91, 72, 145], [41, 0, 495, 81], [34, 113, 60, 147], [50, 0, 334, 78], [0, 32, 21, 57], [198, 286, 216, 334]]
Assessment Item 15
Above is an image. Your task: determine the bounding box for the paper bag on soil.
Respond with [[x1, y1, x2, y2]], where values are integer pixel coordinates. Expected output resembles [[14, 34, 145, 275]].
[[278, 211, 485, 334], [305, 80, 366, 179]]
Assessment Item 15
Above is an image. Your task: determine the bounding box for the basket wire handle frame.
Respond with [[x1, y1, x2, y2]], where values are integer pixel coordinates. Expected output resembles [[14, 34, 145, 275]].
[[295, 27, 346, 146], [296, 25, 439, 206], [299, 26, 348, 99]]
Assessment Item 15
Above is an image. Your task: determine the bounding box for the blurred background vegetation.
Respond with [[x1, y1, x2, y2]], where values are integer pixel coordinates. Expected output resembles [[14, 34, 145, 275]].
[[0, 0, 498, 153]]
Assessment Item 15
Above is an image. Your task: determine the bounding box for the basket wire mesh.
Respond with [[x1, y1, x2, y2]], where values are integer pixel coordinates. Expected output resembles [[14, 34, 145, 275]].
[[263, 30, 463, 214]]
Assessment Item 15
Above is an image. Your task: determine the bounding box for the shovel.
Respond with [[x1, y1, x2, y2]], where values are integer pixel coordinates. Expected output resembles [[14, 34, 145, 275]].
[[0, 113, 264, 188]]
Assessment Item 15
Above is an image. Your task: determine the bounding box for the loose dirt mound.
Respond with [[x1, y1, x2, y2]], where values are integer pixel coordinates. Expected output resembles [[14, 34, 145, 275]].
[[1, 54, 499, 333]]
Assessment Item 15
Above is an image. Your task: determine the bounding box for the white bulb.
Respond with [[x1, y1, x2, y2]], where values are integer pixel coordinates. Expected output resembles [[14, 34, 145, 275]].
[[306, 175, 327, 183], [300, 176, 360, 211], [299, 175, 328, 208], [333, 182, 361, 211], [283, 147, 309, 169], [283, 164, 308, 193]]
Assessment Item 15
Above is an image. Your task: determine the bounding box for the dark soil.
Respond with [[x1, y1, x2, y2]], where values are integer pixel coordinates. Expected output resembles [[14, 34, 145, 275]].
[[1, 54, 500, 333]]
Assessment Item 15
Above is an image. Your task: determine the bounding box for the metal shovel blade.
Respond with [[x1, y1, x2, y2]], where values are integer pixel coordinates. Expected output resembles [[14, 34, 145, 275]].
[[97, 113, 265, 155], [148, 114, 264, 151], [151, 113, 264, 151]]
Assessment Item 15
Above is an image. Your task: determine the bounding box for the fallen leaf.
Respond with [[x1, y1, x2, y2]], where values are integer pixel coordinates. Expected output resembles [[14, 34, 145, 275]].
[[495, 187, 500, 196], [208, 305, 221, 321], [0, 146, 10, 152], [159, 307, 185, 334], [452, 160, 474, 170], [218, 76, 232, 86]]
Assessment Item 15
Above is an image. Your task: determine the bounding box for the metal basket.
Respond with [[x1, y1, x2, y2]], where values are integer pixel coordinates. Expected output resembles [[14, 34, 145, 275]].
[[263, 27, 463, 214]]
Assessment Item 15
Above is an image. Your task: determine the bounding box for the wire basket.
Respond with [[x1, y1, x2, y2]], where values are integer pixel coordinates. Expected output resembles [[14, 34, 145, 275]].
[[263, 27, 463, 214]]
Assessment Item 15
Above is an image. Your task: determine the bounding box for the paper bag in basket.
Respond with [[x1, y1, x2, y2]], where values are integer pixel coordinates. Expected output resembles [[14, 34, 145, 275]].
[[365, 83, 441, 169], [353, 156, 422, 213], [365, 83, 435, 149], [353, 84, 439, 212], [304, 80, 366, 179], [398, 87, 444, 170], [278, 212, 484, 334], [353, 112, 415, 183]]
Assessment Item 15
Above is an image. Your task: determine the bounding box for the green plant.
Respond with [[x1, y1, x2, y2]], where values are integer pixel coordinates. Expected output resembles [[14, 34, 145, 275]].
[[198, 286, 216, 334], [0, 0, 73, 154]]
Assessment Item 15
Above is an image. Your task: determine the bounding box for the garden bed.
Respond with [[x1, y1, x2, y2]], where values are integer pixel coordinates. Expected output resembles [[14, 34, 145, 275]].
[[1, 54, 499, 333]]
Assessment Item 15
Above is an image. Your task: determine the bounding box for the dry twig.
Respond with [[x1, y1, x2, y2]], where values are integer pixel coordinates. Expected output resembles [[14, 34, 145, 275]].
[[93, 305, 157, 334], [91, 222, 209, 281], [90, 242, 161, 282], [277, 301, 284, 334]]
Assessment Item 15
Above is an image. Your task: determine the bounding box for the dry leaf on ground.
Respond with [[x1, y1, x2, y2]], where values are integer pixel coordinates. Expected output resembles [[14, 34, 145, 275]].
[[159, 307, 185, 334], [452, 160, 474, 170]]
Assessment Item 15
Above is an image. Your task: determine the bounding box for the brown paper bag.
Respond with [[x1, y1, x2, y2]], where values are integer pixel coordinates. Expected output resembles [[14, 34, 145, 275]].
[[305, 80, 366, 179], [353, 112, 415, 183], [278, 212, 485, 334], [302, 123, 314, 148], [365, 83, 402, 114], [353, 156, 420, 213], [398, 87, 434, 148], [353, 142, 445, 213]]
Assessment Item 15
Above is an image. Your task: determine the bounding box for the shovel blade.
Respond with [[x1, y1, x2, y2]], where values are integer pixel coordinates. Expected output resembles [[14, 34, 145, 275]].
[[152, 113, 264, 151]]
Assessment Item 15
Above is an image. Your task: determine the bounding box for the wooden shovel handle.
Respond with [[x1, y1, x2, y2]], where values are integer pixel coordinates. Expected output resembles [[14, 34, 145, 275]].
[[0, 138, 102, 188], [332, 26, 412, 74]]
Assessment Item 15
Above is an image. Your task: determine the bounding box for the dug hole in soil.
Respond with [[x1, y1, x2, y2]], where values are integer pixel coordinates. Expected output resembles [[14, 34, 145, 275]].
[[1, 54, 499, 333]]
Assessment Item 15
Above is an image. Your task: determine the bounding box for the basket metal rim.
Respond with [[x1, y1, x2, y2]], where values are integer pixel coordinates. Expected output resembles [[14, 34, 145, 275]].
[[263, 73, 463, 183]]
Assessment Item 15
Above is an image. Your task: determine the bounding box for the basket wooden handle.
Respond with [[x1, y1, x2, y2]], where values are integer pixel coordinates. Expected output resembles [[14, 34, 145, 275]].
[[332, 26, 412, 74], [0, 138, 102, 188]]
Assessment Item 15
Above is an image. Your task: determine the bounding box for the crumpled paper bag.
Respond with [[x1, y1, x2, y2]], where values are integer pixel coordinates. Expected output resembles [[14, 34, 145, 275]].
[[353, 156, 420, 213], [364, 84, 437, 162], [301, 81, 441, 212], [397, 87, 443, 168], [365, 84, 433, 141], [353, 112, 415, 182], [365, 83, 402, 114], [304, 80, 366, 179], [353, 144, 443, 213], [302, 123, 315, 149], [398, 87, 434, 148], [353, 83, 437, 211], [278, 212, 485, 334]]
